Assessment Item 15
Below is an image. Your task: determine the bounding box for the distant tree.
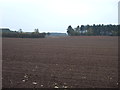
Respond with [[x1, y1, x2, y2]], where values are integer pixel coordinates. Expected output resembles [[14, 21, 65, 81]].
[[67, 25, 74, 36], [86, 27, 93, 36], [18, 29, 23, 33], [75, 25, 80, 32], [67, 24, 119, 36], [80, 25, 85, 35], [74, 26, 81, 36], [34, 28, 39, 33], [46, 32, 50, 36], [1, 28, 47, 38], [118, 25, 120, 36]]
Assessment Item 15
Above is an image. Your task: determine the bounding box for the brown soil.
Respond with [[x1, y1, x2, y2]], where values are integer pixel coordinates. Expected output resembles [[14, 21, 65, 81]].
[[2, 36, 118, 88]]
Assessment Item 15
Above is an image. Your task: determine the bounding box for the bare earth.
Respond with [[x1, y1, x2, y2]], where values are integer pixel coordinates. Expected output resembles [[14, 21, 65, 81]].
[[2, 36, 118, 88]]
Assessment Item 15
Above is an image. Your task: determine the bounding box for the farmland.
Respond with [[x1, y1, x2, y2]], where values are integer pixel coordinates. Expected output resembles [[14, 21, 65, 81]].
[[2, 36, 118, 88]]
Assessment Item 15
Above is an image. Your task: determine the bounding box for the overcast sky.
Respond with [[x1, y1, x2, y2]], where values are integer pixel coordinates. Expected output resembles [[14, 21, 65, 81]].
[[0, 0, 119, 33]]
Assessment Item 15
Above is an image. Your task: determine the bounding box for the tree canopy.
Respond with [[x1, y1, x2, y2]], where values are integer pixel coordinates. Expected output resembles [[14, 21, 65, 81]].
[[67, 24, 119, 36], [1, 28, 46, 38]]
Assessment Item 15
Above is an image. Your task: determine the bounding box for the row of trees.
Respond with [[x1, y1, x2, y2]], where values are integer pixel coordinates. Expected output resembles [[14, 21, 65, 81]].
[[1, 28, 50, 38], [67, 24, 119, 36]]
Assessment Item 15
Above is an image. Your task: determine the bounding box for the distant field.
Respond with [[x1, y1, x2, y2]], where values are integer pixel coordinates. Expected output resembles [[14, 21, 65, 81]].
[[2, 36, 118, 88]]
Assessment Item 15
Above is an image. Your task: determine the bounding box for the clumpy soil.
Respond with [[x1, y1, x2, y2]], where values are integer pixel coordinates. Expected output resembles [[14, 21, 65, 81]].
[[2, 36, 118, 88]]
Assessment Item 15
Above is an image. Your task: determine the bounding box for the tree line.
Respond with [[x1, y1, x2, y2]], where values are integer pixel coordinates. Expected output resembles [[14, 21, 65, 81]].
[[1, 28, 50, 38], [67, 24, 119, 36]]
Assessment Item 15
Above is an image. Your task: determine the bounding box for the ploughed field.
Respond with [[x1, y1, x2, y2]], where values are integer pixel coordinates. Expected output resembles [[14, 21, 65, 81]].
[[2, 36, 118, 88]]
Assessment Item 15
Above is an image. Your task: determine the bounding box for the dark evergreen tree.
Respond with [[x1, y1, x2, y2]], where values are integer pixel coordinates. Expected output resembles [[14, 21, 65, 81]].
[[67, 25, 74, 36], [67, 24, 118, 36]]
